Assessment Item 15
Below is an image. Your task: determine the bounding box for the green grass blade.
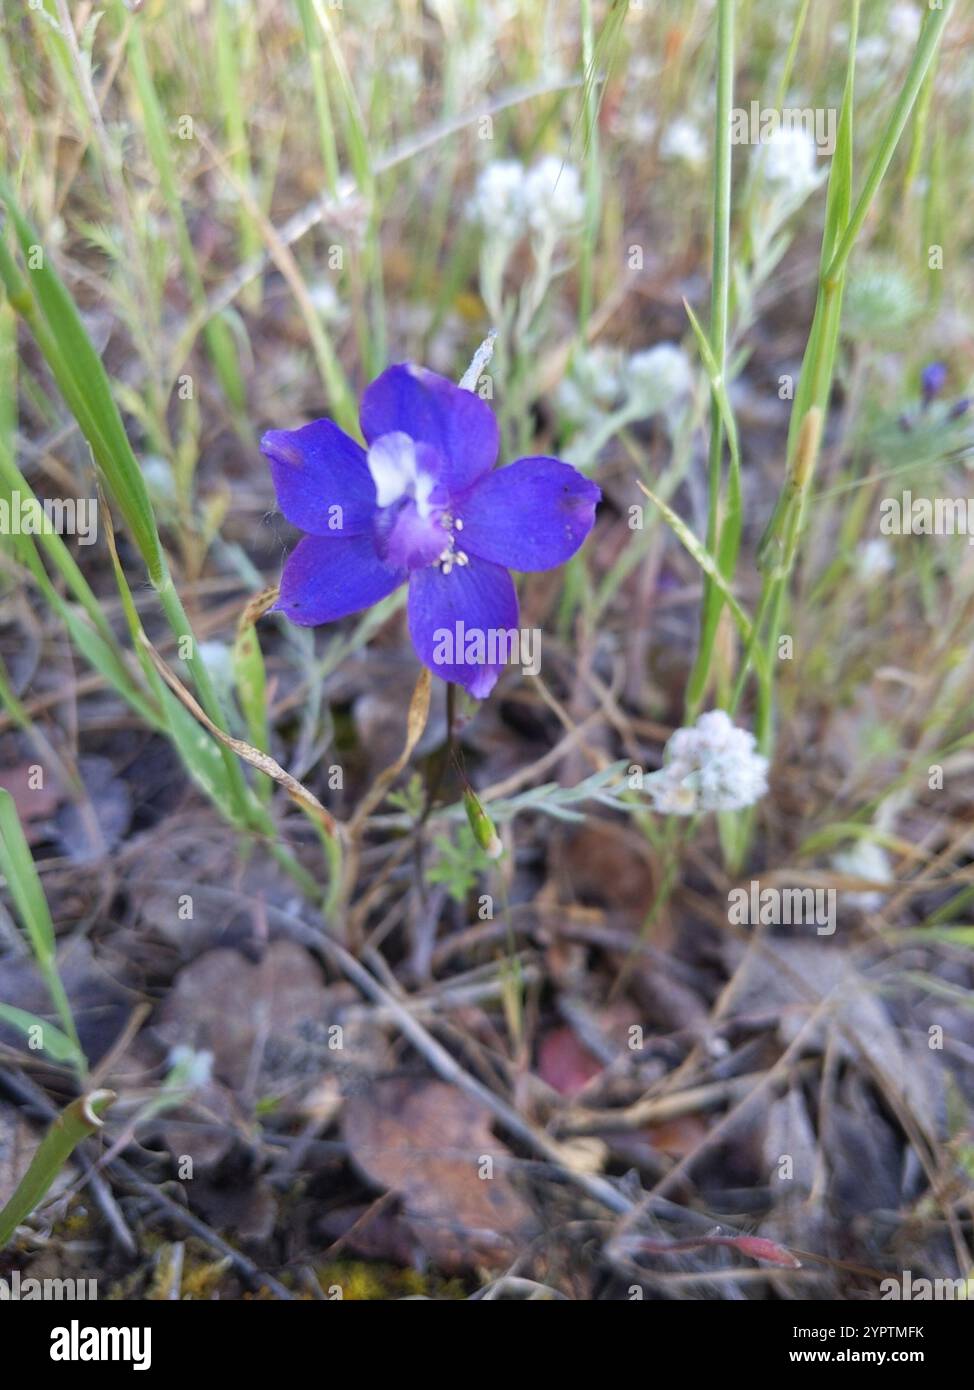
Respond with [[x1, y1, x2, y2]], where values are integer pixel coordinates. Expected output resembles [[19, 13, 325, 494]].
[[0, 1004, 83, 1067], [0, 181, 166, 583], [685, 0, 736, 716], [824, 0, 954, 286], [0, 1091, 114, 1249], [0, 790, 84, 1072]]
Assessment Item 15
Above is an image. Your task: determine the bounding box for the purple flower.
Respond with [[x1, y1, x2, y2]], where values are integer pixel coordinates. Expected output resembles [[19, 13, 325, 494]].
[[261, 363, 601, 698], [921, 360, 948, 404]]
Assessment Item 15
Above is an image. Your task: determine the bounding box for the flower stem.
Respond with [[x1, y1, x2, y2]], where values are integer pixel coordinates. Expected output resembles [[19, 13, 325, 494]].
[[685, 0, 735, 719]]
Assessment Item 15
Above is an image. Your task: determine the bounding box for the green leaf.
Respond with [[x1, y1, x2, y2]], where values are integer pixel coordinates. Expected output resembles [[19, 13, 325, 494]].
[[0, 790, 83, 1070], [0, 177, 166, 585], [0, 1005, 82, 1066], [0, 1091, 114, 1248]]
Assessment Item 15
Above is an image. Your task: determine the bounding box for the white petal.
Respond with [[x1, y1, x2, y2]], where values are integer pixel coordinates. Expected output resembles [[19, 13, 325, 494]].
[[367, 432, 418, 508]]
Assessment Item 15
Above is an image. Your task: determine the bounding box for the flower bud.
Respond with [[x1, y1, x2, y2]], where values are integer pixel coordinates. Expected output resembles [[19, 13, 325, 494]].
[[463, 787, 503, 858]]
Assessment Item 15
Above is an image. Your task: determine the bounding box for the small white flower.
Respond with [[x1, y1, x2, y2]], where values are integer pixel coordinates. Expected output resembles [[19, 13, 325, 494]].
[[556, 345, 626, 424], [627, 342, 694, 415], [646, 710, 769, 815], [471, 159, 527, 241], [660, 118, 707, 168], [523, 155, 584, 237], [858, 538, 895, 581], [647, 777, 699, 816], [759, 126, 821, 196], [474, 154, 584, 247], [167, 1044, 213, 1091], [309, 278, 346, 325], [833, 841, 892, 912]]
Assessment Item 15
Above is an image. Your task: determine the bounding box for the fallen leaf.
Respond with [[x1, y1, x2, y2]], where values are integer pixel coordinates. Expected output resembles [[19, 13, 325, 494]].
[[342, 1078, 536, 1271], [155, 941, 332, 1101], [538, 1026, 603, 1097]]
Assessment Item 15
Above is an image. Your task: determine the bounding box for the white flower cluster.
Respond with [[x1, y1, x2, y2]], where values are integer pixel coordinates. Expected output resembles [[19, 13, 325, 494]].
[[750, 128, 826, 246], [166, 1044, 214, 1091], [660, 118, 707, 169], [472, 155, 584, 244], [627, 342, 695, 415], [759, 126, 821, 198], [556, 344, 627, 423], [471, 159, 526, 241], [857, 538, 895, 581], [557, 341, 694, 430], [647, 710, 770, 816]]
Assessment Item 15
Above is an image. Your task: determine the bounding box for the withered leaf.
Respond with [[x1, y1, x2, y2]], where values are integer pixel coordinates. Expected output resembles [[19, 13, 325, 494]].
[[155, 941, 332, 1099], [342, 1078, 536, 1271]]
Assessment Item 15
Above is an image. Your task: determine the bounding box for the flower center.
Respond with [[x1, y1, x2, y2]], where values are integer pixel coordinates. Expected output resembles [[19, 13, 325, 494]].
[[436, 515, 469, 576], [368, 433, 469, 574], [367, 432, 438, 516]]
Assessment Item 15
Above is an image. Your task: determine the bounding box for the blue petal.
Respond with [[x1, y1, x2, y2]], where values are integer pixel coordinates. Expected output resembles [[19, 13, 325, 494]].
[[456, 457, 601, 571], [360, 364, 499, 496], [407, 557, 518, 698], [262, 420, 376, 536], [277, 534, 404, 626]]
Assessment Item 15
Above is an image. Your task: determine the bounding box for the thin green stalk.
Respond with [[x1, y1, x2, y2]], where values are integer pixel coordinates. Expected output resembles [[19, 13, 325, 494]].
[[823, 1, 953, 290], [0, 790, 84, 1077], [0, 190, 167, 585], [155, 578, 254, 818], [685, 0, 735, 718], [735, 0, 951, 752], [770, 0, 810, 111], [296, 0, 340, 193]]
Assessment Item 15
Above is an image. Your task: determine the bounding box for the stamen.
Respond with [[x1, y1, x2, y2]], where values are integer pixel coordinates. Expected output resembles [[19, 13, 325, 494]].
[[435, 525, 467, 574]]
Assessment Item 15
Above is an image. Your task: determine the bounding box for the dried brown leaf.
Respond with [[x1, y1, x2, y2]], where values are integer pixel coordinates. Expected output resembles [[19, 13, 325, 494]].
[[342, 1078, 536, 1271]]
